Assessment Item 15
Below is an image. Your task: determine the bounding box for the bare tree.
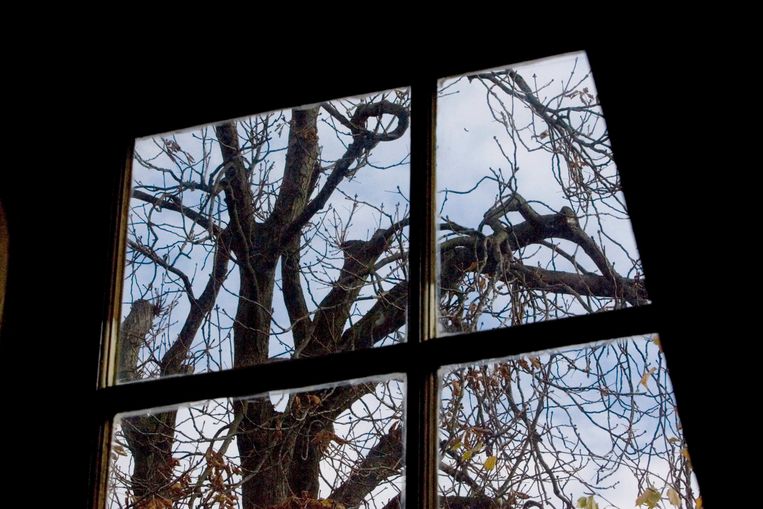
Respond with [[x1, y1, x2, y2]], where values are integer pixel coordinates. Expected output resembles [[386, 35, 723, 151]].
[[107, 55, 698, 509]]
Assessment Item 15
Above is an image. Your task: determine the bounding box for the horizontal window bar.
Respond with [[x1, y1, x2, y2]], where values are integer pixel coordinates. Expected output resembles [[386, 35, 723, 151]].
[[93, 305, 657, 417], [430, 304, 659, 368]]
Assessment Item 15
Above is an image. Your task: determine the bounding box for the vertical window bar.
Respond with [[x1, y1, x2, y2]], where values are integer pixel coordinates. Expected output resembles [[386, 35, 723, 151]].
[[91, 418, 113, 509], [98, 141, 135, 390], [93, 140, 135, 509], [406, 74, 438, 509]]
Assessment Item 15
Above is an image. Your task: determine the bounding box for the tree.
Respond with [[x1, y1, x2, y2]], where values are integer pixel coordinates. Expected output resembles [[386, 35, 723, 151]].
[[107, 54, 698, 509]]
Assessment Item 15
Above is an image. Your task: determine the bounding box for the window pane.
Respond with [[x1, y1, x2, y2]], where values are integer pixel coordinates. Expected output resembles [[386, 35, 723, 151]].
[[118, 89, 410, 383], [438, 335, 701, 509], [436, 52, 647, 334], [107, 375, 405, 509]]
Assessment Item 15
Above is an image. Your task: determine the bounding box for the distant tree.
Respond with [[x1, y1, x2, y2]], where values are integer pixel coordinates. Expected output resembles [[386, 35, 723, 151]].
[[108, 56, 696, 509]]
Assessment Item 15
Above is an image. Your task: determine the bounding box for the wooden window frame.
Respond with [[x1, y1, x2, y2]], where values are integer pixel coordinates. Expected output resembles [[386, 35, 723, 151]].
[[89, 44, 706, 509]]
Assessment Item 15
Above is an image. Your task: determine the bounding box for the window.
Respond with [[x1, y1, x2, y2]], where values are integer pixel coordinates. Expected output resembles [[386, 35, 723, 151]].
[[90, 49, 706, 509]]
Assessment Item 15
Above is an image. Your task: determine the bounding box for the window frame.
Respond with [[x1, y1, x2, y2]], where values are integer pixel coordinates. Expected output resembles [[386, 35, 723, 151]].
[[90, 46, 696, 509]]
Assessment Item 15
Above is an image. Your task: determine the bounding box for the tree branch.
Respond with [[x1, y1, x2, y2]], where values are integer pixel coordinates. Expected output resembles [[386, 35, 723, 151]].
[[132, 189, 221, 236], [268, 108, 320, 229], [282, 236, 312, 350], [127, 239, 196, 304], [337, 281, 407, 352], [281, 101, 409, 244], [160, 229, 232, 376], [300, 222, 407, 358], [330, 424, 403, 508]]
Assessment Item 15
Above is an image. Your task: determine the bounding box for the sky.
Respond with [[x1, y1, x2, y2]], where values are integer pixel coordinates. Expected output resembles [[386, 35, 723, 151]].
[[108, 51, 700, 509]]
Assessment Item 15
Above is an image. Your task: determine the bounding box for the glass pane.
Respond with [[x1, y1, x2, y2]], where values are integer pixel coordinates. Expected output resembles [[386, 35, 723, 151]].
[[107, 375, 405, 509], [439, 335, 702, 509], [436, 52, 647, 334], [118, 89, 410, 382]]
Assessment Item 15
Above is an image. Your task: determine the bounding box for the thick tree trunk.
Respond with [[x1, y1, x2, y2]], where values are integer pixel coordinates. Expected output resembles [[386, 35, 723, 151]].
[[118, 300, 178, 505], [235, 398, 336, 508], [122, 412, 178, 503], [221, 109, 325, 508], [235, 399, 288, 509], [117, 299, 157, 383]]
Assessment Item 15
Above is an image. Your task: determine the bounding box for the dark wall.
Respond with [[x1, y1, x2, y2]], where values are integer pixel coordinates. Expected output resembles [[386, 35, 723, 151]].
[[1, 35, 725, 506]]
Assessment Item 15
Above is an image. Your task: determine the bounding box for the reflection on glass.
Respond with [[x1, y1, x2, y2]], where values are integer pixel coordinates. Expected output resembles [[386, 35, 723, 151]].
[[439, 335, 701, 509], [118, 89, 410, 383], [107, 376, 405, 509], [436, 52, 647, 334]]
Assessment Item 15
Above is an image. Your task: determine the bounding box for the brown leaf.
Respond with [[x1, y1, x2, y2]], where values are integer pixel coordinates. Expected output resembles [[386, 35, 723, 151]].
[[639, 367, 657, 388], [451, 380, 461, 397]]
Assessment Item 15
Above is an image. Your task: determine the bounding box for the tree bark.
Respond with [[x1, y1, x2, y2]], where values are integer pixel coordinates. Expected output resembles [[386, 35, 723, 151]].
[[119, 300, 177, 505]]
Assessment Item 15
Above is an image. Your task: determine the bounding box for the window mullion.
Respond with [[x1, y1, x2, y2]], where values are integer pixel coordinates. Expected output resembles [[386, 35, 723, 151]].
[[406, 74, 439, 509], [99, 141, 135, 390]]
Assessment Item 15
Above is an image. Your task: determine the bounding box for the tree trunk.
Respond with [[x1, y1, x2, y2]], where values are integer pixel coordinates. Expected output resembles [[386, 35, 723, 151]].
[[119, 300, 178, 505]]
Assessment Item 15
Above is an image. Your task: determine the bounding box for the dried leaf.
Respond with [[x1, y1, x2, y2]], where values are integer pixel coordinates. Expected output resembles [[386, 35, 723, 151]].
[[451, 380, 461, 397], [112, 444, 127, 456], [461, 449, 474, 461], [138, 497, 172, 509], [530, 357, 542, 369], [307, 394, 322, 406], [576, 495, 599, 509], [319, 499, 341, 508], [312, 430, 348, 447], [696, 496, 703, 509], [484, 455, 497, 471], [667, 486, 680, 506], [635, 487, 661, 508], [639, 367, 657, 388], [681, 447, 693, 469]]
